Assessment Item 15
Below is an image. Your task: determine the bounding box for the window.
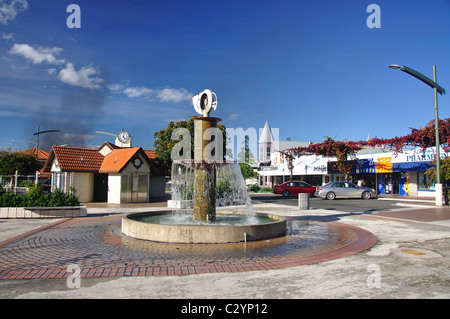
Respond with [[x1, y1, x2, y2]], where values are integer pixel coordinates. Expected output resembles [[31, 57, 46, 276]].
[[418, 171, 435, 191], [53, 172, 66, 192]]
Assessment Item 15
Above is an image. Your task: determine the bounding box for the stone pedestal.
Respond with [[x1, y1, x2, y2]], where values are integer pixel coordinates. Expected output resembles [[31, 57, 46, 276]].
[[298, 193, 310, 210], [192, 117, 221, 222]]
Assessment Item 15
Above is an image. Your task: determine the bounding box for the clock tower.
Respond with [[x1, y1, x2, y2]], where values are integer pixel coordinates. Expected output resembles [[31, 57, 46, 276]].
[[115, 129, 132, 148]]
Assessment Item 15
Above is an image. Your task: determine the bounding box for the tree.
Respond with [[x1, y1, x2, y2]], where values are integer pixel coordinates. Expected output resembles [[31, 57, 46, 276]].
[[0, 151, 42, 175], [239, 162, 257, 179], [426, 157, 450, 182], [237, 135, 256, 164], [289, 136, 365, 174], [153, 116, 227, 173], [366, 119, 450, 153]]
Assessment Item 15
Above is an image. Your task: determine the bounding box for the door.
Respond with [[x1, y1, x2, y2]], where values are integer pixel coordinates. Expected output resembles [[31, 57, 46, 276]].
[[121, 173, 148, 203], [344, 182, 360, 197], [291, 182, 301, 195], [121, 173, 132, 203], [297, 181, 313, 195], [284, 182, 295, 195], [136, 174, 148, 202], [332, 182, 346, 197], [93, 173, 108, 202]]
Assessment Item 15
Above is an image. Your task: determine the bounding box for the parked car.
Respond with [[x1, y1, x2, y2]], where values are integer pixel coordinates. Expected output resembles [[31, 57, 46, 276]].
[[315, 181, 377, 200], [273, 181, 316, 197]]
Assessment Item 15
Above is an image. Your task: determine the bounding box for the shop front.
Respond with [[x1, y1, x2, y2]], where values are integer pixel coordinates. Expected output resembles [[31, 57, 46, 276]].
[[355, 147, 446, 197], [327, 160, 359, 183], [261, 154, 330, 188]]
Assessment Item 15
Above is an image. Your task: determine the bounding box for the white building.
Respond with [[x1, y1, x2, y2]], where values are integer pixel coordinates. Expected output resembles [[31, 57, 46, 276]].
[[43, 141, 165, 203], [257, 121, 322, 187]]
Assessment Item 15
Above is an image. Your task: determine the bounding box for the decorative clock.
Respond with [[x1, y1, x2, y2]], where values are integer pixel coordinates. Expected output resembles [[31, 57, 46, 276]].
[[117, 130, 130, 143]]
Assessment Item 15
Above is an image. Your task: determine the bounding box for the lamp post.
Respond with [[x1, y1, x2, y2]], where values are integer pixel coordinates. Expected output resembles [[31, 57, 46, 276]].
[[33, 125, 60, 159], [32, 125, 60, 186], [389, 64, 446, 205]]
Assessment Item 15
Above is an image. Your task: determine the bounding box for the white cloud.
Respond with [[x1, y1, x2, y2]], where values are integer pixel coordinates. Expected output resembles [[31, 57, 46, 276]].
[[228, 113, 239, 120], [7, 41, 105, 90], [123, 86, 153, 98], [107, 83, 126, 93], [2, 32, 13, 40], [156, 87, 191, 103], [0, 0, 28, 25], [57, 63, 104, 89], [108, 83, 192, 103], [9, 43, 65, 65]]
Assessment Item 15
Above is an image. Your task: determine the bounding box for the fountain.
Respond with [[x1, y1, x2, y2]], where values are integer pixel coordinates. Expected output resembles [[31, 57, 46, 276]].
[[122, 89, 286, 243]]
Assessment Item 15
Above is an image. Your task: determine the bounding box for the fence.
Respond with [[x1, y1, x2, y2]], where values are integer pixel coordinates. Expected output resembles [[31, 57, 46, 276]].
[[0, 171, 51, 194]]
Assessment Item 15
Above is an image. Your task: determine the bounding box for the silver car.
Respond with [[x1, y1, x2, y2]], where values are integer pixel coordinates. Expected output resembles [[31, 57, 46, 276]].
[[315, 181, 377, 200]]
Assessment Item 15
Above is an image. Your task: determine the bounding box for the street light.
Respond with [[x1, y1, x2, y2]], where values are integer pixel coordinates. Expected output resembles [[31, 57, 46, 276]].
[[389, 64, 446, 205], [33, 125, 60, 158]]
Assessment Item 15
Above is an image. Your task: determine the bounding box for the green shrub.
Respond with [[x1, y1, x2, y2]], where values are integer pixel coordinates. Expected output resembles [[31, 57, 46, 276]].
[[247, 184, 261, 192], [216, 180, 232, 199], [0, 191, 25, 207], [0, 184, 80, 207]]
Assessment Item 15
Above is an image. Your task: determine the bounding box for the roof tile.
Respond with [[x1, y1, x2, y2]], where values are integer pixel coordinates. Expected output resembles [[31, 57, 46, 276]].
[[52, 146, 104, 172], [99, 147, 141, 173], [22, 148, 49, 161]]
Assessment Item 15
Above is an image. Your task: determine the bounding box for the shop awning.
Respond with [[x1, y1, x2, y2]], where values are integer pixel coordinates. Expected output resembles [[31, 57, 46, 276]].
[[392, 162, 433, 172]]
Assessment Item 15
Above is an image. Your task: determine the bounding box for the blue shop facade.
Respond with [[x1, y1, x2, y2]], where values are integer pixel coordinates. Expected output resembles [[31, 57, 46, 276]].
[[350, 147, 448, 197]]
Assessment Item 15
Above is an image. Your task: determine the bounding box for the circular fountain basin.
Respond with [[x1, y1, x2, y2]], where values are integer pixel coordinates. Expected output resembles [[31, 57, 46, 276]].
[[121, 211, 286, 244]]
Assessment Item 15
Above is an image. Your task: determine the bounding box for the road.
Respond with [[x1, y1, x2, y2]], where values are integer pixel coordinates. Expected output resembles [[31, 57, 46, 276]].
[[250, 193, 431, 213]]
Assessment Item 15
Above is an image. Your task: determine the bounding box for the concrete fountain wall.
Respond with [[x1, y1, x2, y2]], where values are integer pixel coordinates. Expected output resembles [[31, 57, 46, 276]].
[[0, 206, 87, 218], [121, 211, 286, 244]]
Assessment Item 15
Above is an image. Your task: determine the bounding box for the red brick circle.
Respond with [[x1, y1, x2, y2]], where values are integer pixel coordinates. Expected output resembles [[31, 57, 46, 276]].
[[0, 215, 376, 280]]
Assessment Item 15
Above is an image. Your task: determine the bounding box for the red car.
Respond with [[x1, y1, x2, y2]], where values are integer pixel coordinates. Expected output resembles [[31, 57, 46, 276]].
[[273, 181, 316, 197]]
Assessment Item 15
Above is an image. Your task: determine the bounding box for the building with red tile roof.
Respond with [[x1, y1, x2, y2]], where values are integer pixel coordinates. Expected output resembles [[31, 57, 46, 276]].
[[21, 148, 49, 162], [43, 143, 164, 204], [18, 148, 52, 178], [47, 146, 104, 172]]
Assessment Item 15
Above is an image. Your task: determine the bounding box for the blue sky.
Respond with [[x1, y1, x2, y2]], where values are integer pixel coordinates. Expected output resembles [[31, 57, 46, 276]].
[[1, 0, 449, 156]]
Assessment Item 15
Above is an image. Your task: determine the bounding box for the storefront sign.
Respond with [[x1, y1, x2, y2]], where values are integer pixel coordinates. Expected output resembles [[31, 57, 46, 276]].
[[357, 159, 375, 173], [357, 158, 393, 173], [311, 165, 327, 173], [375, 157, 393, 173], [327, 160, 356, 174], [405, 149, 448, 162]]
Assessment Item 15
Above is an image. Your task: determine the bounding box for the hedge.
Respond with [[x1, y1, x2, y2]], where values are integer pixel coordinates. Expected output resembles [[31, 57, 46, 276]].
[[0, 184, 80, 207]]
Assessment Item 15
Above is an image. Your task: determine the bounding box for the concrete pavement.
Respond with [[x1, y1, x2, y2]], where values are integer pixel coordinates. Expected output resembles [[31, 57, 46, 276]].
[[0, 198, 449, 299]]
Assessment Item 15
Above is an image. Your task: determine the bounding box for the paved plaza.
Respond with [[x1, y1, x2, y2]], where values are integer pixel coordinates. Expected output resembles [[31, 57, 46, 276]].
[[0, 199, 449, 299]]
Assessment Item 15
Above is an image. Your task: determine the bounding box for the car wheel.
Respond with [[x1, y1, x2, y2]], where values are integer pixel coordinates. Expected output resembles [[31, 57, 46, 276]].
[[362, 191, 371, 200], [282, 190, 290, 197], [326, 192, 336, 200]]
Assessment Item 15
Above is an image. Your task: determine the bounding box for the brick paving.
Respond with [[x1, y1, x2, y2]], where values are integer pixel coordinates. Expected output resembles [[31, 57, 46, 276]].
[[375, 206, 450, 222], [0, 215, 376, 280]]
